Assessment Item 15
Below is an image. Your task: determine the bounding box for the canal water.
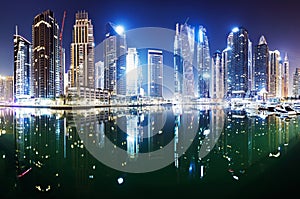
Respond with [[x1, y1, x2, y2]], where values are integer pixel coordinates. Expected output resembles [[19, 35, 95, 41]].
[[0, 105, 299, 198]]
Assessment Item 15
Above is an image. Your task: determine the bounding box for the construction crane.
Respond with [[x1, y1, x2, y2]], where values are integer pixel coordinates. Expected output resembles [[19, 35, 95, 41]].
[[59, 10, 66, 97]]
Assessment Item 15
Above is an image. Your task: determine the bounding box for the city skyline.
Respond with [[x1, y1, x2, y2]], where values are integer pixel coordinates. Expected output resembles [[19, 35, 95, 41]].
[[1, 1, 300, 72]]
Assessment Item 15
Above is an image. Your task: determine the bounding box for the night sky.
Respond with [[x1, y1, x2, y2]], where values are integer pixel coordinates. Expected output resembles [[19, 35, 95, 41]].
[[1, 0, 300, 92]]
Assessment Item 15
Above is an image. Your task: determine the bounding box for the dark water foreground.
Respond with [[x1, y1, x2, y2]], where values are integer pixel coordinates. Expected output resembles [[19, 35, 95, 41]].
[[0, 106, 299, 199]]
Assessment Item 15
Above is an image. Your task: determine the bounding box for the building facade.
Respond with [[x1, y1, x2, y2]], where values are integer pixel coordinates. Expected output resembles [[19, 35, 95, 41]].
[[292, 68, 300, 98], [227, 27, 249, 98], [70, 11, 95, 99], [32, 10, 61, 98], [253, 35, 269, 94], [14, 27, 32, 102], [148, 50, 163, 98], [126, 48, 139, 96], [210, 51, 224, 99], [174, 23, 195, 100], [197, 26, 211, 98], [104, 22, 127, 96]]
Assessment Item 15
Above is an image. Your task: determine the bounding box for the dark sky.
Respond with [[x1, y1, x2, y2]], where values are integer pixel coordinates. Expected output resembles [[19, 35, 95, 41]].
[[1, 0, 300, 91]]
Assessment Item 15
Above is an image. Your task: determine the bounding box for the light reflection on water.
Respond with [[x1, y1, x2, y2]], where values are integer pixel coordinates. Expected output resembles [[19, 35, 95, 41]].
[[0, 105, 299, 198]]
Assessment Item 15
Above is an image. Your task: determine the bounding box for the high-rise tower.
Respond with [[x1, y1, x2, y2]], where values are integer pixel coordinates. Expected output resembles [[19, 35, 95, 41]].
[[292, 68, 300, 98], [104, 22, 127, 96], [70, 11, 95, 98], [282, 53, 289, 98], [253, 35, 269, 93], [227, 27, 249, 98], [14, 27, 32, 102], [32, 10, 61, 98], [197, 26, 211, 98], [148, 50, 163, 98], [174, 22, 195, 100]]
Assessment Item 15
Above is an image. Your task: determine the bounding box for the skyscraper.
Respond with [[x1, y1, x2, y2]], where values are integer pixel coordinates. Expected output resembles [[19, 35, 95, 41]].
[[126, 48, 139, 96], [148, 50, 163, 98], [253, 35, 269, 93], [268, 50, 281, 98], [174, 23, 195, 100], [197, 26, 211, 98], [211, 51, 224, 99], [282, 53, 289, 98], [222, 46, 232, 98], [292, 68, 300, 98], [14, 27, 32, 102], [32, 10, 61, 98], [70, 11, 95, 98], [227, 27, 249, 98], [104, 22, 127, 96]]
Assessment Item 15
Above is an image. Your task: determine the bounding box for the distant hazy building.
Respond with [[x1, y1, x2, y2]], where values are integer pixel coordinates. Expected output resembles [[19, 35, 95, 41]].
[[253, 35, 269, 93], [197, 25, 211, 98], [211, 51, 224, 99], [32, 10, 61, 98], [281, 53, 289, 98], [226, 27, 249, 98], [148, 50, 163, 98], [126, 48, 139, 96], [104, 22, 127, 96], [13, 27, 32, 101], [174, 23, 195, 100], [0, 76, 13, 102], [292, 68, 300, 98], [70, 11, 95, 98]]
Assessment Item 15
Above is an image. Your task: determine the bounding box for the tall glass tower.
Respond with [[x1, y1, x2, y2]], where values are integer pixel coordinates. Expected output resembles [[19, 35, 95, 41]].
[[197, 26, 211, 98], [70, 11, 95, 98], [14, 27, 32, 102], [148, 50, 163, 98], [174, 22, 195, 100], [253, 35, 269, 93], [268, 50, 281, 98], [227, 27, 249, 98], [32, 10, 61, 99], [211, 51, 224, 99], [104, 22, 127, 96], [126, 48, 139, 96]]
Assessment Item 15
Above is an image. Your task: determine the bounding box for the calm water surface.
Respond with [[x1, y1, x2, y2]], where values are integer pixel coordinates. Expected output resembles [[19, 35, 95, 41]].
[[0, 105, 300, 199]]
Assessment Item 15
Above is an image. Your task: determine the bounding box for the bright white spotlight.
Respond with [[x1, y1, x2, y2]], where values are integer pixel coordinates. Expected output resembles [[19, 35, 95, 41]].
[[117, 177, 124, 184], [232, 27, 239, 33], [116, 25, 124, 35]]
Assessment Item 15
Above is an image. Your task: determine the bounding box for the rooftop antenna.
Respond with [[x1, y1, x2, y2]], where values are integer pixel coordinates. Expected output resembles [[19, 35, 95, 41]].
[[184, 17, 190, 25]]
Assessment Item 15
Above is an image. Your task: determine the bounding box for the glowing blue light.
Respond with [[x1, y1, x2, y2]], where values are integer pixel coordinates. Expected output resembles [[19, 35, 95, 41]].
[[232, 27, 239, 33], [199, 29, 203, 43], [117, 177, 124, 184], [116, 25, 124, 35]]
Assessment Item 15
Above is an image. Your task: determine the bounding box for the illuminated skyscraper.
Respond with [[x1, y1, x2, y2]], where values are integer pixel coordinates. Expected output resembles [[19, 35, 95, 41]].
[[14, 27, 32, 101], [292, 68, 300, 98], [148, 50, 163, 98], [95, 61, 104, 89], [70, 11, 95, 98], [104, 22, 127, 96], [211, 51, 224, 99], [253, 35, 269, 93], [268, 50, 281, 98], [282, 53, 289, 98], [197, 26, 211, 98], [226, 27, 249, 98], [32, 10, 61, 98], [222, 47, 232, 97], [126, 48, 139, 96], [174, 23, 195, 100]]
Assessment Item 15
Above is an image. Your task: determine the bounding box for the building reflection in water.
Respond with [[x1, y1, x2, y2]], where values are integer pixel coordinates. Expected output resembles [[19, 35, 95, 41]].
[[0, 105, 298, 196]]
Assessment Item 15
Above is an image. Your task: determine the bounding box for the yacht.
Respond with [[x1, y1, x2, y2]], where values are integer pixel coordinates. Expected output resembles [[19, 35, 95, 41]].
[[275, 104, 297, 117]]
